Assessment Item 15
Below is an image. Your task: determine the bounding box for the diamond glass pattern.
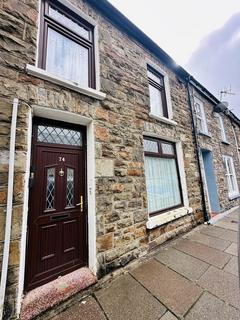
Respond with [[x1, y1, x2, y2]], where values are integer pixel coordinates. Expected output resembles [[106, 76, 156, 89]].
[[37, 125, 82, 146], [66, 168, 74, 207], [143, 139, 158, 153], [162, 143, 174, 155], [46, 168, 55, 210]]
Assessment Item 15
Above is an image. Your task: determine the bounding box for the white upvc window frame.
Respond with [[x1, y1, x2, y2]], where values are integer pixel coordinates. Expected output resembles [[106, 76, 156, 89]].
[[223, 155, 239, 199], [143, 132, 191, 229], [146, 61, 175, 126], [194, 96, 208, 135], [218, 115, 228, 143]]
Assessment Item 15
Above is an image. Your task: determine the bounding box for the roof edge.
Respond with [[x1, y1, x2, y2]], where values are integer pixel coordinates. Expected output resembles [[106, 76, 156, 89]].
[[87, 0, 240, 125]]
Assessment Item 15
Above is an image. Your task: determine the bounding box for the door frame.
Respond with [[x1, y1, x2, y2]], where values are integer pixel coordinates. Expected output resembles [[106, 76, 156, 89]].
[[25, 117, 88, 291], [17, 107, 96, 315], [200, 149, 220, 215]]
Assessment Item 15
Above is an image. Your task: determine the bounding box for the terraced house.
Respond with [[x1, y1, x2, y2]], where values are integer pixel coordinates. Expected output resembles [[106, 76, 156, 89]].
[[0, 0, 239, 318]]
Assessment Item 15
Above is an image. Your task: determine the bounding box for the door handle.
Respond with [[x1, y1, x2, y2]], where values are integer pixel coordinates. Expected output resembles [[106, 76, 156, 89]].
[[76, 195, 84, 212]]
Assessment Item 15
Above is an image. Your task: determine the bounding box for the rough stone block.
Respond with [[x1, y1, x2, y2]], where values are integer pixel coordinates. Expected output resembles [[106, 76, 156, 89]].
[[97, 233, 113, 252], [96, 159, 114, 177]]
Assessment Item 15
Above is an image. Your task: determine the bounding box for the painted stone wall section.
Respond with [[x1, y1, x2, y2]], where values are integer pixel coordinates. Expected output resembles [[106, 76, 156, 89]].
[[192, 89, 240, 213]]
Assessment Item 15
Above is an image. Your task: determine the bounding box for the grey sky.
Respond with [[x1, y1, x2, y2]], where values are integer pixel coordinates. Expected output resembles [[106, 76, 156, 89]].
[[108, 0, 240, 118]]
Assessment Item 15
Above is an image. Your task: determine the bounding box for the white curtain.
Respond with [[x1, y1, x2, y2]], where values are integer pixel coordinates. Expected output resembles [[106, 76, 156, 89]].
[[149, 84, 163, 116], [145, 156, 181, 213], [46, 28, 89, 87]]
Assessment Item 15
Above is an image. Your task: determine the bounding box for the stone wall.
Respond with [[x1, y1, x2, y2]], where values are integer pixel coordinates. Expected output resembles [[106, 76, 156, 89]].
[[0, 0, 239, 318]]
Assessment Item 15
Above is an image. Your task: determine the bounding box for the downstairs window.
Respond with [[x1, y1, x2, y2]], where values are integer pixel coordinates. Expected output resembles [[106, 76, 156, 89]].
[[143, 137, 183, 215]]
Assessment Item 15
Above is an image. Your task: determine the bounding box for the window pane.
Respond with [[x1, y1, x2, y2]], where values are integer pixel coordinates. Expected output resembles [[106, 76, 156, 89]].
[[66, 168, 74, 207], [195, 103, 201, 116], [49, 6, 90, 40], [46, 28, 89, 86], [145, 156, 181, 213], [46, 167, 55, 210], [226, 158, 233, 174], [218, 116, 227, 141], [162, 143, 174, 155], [229, 174, 235, 193], [197, 117, 203, 132], [37, 125, 83, 146], [147, 69, 163, 85], [149, 84, 163, 116], [143, 139, 158, 153]]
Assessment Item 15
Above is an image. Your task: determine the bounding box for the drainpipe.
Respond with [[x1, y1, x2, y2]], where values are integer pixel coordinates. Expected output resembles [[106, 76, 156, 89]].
[[0, 98, 19, 320], [186, 78, 209, 222]]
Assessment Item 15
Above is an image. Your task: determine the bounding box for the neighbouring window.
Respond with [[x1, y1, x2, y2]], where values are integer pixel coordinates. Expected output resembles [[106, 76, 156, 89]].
[[39, 0, 95, 88], [143, 137, 183, 215], [223, 155, 239, 198], [147, 66, 168, 118], [218, 115, 227, 142], [194, 97, 208, 134]]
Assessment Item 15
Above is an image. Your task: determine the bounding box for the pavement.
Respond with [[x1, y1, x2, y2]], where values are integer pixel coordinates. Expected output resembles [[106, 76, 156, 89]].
[[51, 208, 240, 320]]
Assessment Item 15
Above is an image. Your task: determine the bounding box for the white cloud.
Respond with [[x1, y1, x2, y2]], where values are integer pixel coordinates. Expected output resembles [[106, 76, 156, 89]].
[[109, 0, 240, 65]]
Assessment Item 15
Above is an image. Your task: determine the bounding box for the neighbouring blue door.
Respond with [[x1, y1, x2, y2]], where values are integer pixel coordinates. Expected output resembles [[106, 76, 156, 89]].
[[202, 150, 220, 214]]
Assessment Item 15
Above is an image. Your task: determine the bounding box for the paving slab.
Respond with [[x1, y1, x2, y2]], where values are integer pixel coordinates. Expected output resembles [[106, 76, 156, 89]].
[[130, 259, 202, 317], [160, 311, 178, 320], [185, 291, 240, 320], [185, 231, 231, 251], [215, 219, 238, 231], [223, 256, 239, 276], [51, 297, 106, 320], [174, 239, 231, 268], [197, 266, 240, 309], [95, 274, 166, 320], [228, 210, 240, 220], [200, 225, 238, 243], [155, 247, 209, 281], [223, 215, 238, 223], [225, 242, 238, 256]]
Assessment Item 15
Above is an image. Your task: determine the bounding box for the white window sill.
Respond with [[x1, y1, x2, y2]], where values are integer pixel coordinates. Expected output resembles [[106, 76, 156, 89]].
[[198, 131, 212, 138], [222, 140, 230, 145], [146, 206, 192, 229], [26, 65, 106, 100], [149, 113, 177, 126], [228, 193, 240, 200]]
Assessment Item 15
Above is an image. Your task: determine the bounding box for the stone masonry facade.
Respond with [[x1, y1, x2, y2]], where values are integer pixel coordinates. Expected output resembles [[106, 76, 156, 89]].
[[0, 0, 239, 319]]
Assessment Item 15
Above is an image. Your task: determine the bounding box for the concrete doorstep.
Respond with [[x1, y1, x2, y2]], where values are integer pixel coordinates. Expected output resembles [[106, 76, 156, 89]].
[[41, 208, 240, 320]]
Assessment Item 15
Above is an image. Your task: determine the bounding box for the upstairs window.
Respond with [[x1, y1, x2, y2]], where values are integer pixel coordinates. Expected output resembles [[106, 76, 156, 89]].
[[223, 155, 239, 198], [143, 137, 183, 215], [39, 0, 95, 88], [147, 66, 168, 118], [194, 97, 208, 134], [218, 115, 228, 142]]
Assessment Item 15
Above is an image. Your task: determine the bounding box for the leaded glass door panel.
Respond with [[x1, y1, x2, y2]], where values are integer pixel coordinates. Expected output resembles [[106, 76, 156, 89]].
[[25, 118, 87, 291]]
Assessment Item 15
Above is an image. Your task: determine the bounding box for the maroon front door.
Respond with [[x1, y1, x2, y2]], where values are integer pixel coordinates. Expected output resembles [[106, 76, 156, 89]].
[[25, 119, 87, 291]]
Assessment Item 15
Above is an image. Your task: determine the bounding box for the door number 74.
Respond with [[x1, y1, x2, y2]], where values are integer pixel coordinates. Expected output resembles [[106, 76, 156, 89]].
[[58, 157, 65, 162]]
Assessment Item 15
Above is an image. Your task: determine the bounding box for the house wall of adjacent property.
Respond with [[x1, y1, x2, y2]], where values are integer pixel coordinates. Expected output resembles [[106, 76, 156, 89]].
[[191, 87, 240, 214], [0, 0, 235, 318]]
